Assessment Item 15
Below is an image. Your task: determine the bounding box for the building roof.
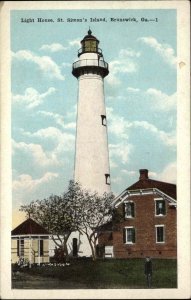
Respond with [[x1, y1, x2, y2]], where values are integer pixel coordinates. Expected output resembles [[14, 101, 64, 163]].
[[11, 218, 49, 235], [81, 29, 99, 43], [126, 169, 176, 199]]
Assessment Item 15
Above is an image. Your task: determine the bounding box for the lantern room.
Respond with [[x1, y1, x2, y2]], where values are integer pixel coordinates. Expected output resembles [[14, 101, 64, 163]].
[[78, 29, 103, 57]]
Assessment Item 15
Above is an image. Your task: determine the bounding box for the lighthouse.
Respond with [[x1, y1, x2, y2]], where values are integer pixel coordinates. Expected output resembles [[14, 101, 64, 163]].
[[72, 29, 111, 194]]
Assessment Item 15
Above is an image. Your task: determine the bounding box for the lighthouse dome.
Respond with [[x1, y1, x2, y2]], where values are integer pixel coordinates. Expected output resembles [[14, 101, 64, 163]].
[[81, 29, 99, 43], [78, 29, 102, 57]]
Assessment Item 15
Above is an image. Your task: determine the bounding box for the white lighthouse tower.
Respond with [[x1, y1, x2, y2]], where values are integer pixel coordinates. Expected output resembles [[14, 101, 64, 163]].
[[72, 29, 111, 194]]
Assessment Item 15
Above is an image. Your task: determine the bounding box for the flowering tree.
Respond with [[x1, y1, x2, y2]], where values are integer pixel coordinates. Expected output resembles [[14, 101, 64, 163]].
[[20, 180, 83, 258], [77, 190, 115, 260], [20, 180, 115, 261]]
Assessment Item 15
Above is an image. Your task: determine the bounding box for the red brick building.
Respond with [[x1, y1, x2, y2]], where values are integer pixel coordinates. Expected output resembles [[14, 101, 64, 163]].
[[98, 169, 177, 259]]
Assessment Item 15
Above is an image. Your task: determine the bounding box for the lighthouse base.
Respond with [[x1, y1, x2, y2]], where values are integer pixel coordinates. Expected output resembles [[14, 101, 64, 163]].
[[67, 231, 92, 257]]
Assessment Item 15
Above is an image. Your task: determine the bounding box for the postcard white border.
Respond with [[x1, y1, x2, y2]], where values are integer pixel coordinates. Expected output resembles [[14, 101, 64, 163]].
[[0, 1, 190, 299]]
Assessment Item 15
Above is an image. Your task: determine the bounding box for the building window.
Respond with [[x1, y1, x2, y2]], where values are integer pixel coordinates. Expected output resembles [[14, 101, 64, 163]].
[[124, 202, 135, 218], [155, 225, 165, 243], [105, 174, 110, 185], [17, 239, 24, 256], [101, 115, 107, 126], [40, 240, 44, 256], [17, 239, 19, 256], [123, 227, 136, 244], [155, 199, 166, 216]]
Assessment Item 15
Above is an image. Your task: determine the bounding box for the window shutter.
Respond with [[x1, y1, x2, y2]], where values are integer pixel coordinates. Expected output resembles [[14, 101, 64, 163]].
[[17, 239, 19, 256], [131, 202, 135, 217], [162, 201, 166, 215], [40, 240, 44, 256], [132, 228, 135, 243], [156, 202, 160, 215], [123, 228, 126, 243], [20, 239, 24, 256], [123, 203, 126, 219]]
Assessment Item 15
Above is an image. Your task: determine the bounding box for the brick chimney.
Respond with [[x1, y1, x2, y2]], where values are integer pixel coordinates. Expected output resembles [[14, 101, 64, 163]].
[[139, 169, 149, 180]]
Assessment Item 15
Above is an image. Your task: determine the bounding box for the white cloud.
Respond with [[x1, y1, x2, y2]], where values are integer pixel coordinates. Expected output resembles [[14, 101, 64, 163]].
[[151, 162, 177, 184], [132, 120, 176, 146], [119, 49, 140, 58], [12, 139, 59, 166], [65, 105, 77, 119], [107, 106, 176, 147], [107, 95, 126, 101], [69, 38, 81, 48], [146, 88, 176, 111], [40, 43, 67, 52], [111, 176, 122, 184], [62, 62, 71, 67], [12, 50, 65, 80], [106, 73, 121, 86], [127, 87, 140, 93], [12, 87, 56, 109], [109, 142, 133, 164], [138, 36, 176, 68], [39, 38, 81, 54], [121, 170, 137, 176], [109, 58, 137, 75], [38, 111, 65, 128], [159, 162, 177, 183], [13, 172, 58, 191], [106, 48, 140, 86], [106, 107, 130, 139], [109, 159, 118, 169], [20, 127, 75, 166], [126, 87, 176, 112], [147, 171, 158, 178], [23, 127, 75, 150], [38, 111, 76, 130]]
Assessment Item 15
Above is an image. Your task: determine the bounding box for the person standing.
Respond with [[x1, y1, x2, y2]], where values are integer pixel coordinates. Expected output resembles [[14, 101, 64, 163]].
[[144, 257, 153, 288]]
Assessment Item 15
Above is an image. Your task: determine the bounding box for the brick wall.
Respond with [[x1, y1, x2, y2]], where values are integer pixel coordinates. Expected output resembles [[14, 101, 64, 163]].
[[98, 194, 177, 259]]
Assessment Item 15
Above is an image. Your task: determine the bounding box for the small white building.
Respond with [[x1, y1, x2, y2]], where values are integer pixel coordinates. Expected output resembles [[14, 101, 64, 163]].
[[11, 218, 50, 265]]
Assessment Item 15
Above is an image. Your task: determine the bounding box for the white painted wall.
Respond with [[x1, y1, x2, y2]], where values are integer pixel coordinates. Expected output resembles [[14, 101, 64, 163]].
[[68, 231, 92, 257], [74, 52, 111, 195], [49, 232, 92, 258]]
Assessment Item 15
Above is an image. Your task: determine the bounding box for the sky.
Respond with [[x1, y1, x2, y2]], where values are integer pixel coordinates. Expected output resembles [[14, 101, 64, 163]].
[[11, 9, 177, 226]]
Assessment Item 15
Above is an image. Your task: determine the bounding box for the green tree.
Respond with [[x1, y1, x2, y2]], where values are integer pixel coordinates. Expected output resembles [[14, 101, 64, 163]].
[[20, 180, 83, 258], [20, 180, 115, 261], [75, 189, 115, 260]]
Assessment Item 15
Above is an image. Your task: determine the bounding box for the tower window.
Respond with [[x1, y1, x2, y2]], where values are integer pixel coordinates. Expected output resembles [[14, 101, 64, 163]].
[[101, 115, 107, 126], [105, 174, 110, 185]]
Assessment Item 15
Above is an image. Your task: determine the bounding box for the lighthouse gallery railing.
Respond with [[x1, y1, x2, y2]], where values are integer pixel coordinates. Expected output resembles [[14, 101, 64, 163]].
[[72, 59, 108, 70]]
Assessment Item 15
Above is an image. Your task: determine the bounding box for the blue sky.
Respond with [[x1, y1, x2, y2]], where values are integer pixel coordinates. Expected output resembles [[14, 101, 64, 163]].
[[11, 9, 177, 221]]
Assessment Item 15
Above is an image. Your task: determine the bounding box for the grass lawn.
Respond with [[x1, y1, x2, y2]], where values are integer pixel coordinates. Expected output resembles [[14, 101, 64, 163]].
[[12, 258, 177, 289]]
